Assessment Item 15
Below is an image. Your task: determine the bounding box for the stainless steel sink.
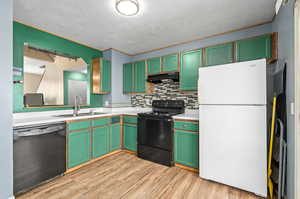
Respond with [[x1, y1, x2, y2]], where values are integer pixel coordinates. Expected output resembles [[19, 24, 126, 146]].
[[54, 112, 107, 118]]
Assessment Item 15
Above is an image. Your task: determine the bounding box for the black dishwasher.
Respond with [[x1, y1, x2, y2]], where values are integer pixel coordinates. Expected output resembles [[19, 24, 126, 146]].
[[13, 122, 66, 195]]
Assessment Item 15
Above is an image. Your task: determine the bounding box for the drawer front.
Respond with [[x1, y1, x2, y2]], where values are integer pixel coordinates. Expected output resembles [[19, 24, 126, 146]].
[[174, 121, 199, 132], [67, 120, 90, 131], [123, 116, 137, 124], [92, 117, 111, 127]]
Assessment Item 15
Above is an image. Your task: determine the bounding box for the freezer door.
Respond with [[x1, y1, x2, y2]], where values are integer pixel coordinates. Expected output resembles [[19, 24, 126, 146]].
[[199, 105, 267, 197], [198, 59, 266, 105]]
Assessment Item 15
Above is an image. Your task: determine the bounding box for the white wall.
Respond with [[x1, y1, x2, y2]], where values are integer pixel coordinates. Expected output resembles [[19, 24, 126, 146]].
[[37, 62, 64, 105], [103, 49, 131, 106], [24, 73, 42, 93], [0, 0, 13, 198]]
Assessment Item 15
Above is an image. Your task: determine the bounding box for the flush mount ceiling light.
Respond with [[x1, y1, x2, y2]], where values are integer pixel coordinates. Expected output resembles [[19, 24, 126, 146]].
[[116, 0, 139, 16]]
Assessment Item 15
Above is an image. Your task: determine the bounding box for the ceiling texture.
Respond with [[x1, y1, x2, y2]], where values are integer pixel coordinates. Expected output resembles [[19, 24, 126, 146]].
[[14, 0, 275, 55]]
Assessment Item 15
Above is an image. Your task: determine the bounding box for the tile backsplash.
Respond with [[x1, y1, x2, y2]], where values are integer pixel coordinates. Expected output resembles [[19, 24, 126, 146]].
[[131, 80, 198, 109]]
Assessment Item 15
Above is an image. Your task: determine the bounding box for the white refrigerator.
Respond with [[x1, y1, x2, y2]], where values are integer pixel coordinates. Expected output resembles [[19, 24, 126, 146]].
[[198, 59, 267, 197]]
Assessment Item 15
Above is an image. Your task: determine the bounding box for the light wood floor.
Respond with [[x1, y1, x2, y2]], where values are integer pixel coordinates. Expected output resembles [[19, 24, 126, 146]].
[[17, 152, 264, 199]]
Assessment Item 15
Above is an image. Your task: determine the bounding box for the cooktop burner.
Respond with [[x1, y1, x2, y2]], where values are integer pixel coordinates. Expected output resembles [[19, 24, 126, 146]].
[[138, 100, 185, 118]]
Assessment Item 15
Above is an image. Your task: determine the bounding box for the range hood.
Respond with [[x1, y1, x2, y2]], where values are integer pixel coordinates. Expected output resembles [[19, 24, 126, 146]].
[[147, 72, 179, 84]]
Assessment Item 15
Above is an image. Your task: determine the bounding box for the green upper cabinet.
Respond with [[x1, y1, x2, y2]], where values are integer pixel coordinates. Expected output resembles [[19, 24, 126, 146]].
[[147, 57, 161, 75], [162, 53, 179, 72], [133, 61, 146, 93], [92, 58, 111, 94], [110, 123, 121, 152], [236, 34, 272, 62], [101, 59, 111, 93], [174, 130, 199, 169], [92, 125, 109, 158], [123, 63, 134, 93], [123, 124, 137, 152], [68, 130, 91, 169], [180, 49, 203, 91], [205, 43, 234, 66], [123, 61, 146, 94]]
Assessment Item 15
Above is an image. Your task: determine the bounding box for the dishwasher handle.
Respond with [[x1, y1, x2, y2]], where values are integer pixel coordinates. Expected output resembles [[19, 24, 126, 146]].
[[14, 125, 65, 137]]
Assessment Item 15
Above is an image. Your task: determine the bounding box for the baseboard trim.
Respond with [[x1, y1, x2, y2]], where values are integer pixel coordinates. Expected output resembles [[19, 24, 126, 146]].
[[65, 149, 198, 175], [122, 149, 137, 155], [175, 163, 199, 173], [65, 149, 122, 174]]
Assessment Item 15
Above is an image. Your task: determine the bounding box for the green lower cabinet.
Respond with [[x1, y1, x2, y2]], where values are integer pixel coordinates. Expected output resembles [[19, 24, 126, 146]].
[[205, 43, 233, 66], [123, 124, 137, 152], [92, 126, 109, 158], [68, 130, 91, 168], [236, 34, 272, 62], [174, 130, 199, 168], [110, 123, 121, 152], [67, 120, 90, 131], [180, 49, 202, 91]]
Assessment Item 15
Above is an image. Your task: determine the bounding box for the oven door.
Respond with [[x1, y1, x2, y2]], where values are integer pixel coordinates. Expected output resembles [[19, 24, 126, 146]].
[[137, 116, 173, 151]]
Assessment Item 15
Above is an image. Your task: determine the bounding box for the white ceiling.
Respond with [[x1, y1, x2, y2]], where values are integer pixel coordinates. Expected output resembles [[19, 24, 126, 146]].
[[13, 0, 275, 55]]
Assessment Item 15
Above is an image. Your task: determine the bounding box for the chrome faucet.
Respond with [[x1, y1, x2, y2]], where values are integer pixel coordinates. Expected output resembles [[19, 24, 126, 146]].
[[73, 96, 81, 116]]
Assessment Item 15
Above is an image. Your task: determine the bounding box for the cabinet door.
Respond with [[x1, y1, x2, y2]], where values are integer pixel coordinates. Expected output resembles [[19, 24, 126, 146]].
[[92, 58, 101, 94], [205, 43, 233, 66], [123, 116, 137, 124], [174, 130, 199, 168], [123, 124, 137, 152], [236, 35, 272, 62], [92, 126, 109, 158], [101, 59, 111, 93], [68, 130, 91, 168], [134, 61, 146, 93], [123, 63, 133, 93], [180, 49, 202, 91], [162, 53, 179, 72], [147, 57, 161, 75], [110, 123, 121, 152]]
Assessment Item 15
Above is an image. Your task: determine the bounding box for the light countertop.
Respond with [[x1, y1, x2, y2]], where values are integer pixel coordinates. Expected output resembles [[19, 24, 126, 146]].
[[13, 107, 199, 127], [173, 110, 199, 121]]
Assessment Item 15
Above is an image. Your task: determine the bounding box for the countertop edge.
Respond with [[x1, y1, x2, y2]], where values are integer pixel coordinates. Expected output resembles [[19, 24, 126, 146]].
[[14, 110, 199, 127]]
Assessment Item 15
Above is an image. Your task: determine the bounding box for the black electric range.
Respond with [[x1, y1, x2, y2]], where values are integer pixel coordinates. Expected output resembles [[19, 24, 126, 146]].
[[137, 100, 185, 167]]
